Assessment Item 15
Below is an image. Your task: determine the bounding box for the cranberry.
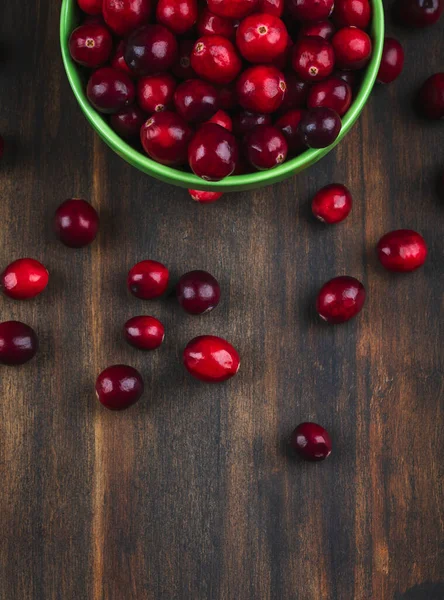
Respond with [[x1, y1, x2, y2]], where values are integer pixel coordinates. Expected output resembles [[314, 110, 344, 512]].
[[197, 8, 237, 38], [110, 105, 147, 139], [188, 190, 224, 203], [300, 19, 336, 40], [127, 260, 169, 299], [87, 67, 135, 114], [96, 365, 144, 410], [183, 335, 240, 382], [232, 111, 272, 135], [207, 0, 258, 20], [275, 109, 306, 153], [188, 123, 239, 181], [156, 0, 198, 34], [292, 36, 335, 81], [218, 84, 238, 110], [174, 79, 219, 123], [140, 111, 193, 166], [103, 0, 151, 36], [191, 36, 242, 85], [273, 37, 293, 70], [259, 0, 284, 16], [137, 74, 176, 114], [290, 422, 332, 461], [69, 23, 112, 68], [316, 276, 365, 323], [278, 74, 310, 112], [77, 0, 102, 14], [172, 39, 196, 80], [236, 13, 288, 63], [334, 69, 357, 87], [298, 107, 341, 148], [237, 65, 286, 113], [124, 316, 165, 350], [244, 125, 288, 170], [110, 41, 134, 77], [0, 321, 38, 366], [332, 27, 372, 70], [393, 0, 443, 27], [288, 0, 334, 21], [176, 270, 221, 314], [205, 110, 233, 131], [307, 76, 352, 116], [1, 259, 49, 300], [377, 38, 404, 85], [417, 73, 444, 119], [54, 199, 99, 247], [124, 25, 178, 77], [333, 0, 371, 29], [377, 230, 427, 272], [311, 183, 352, 223]]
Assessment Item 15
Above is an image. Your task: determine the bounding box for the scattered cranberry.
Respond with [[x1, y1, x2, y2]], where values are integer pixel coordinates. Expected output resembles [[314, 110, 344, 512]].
[[316, 276, 365, 323], [290, 422, 332, 461], [377, 38, 404, 85], [311, 183, 352, 223], [300, 19, 336, 40], [307, 77, 352, 116], [176, 270, 221, 314], [95, 365, 144, 410], [0, 321, 39, 366], [110, 105, 147, 139], [332, 26, 372, 70], [124, 25, 178, 77], [1, 259, 49, 300], [127, 260, 169, 299], [77, 0, 102, 15], [236, 13, 288, 63], [174, 79, 219, 123], [278, 74, 310, 112], [393, 0, 443, 28], [137, 74, 176, 114], [232, 111, 272, 135], [156, 0, 198, 34], [245, 125, 288, 170], [333, 0, 371, 29], [288, 0, 334, 21], [197, 8, 237, 38], [259, 0, 283, 16], [110, 41, 134, 77], [417, 73, 444, 119], [275, 109, 306, 153], [292, 36, 335, 82], [188, 123, 239, 180], [103, 0, 151, 36], [377, 230, 427, 272], [124, 316, 165, 350], [69, 23, 113, 68], [183, 335, 240, 382], [189, 190, 224, 203], [205, 110, 233, 131], [207, 0, 258, 20], [191, 36, 242, 85], [237, 65, 286, 113], [54, 199, 99, 247], [87, 67, 135, 114], [140, 111, 193, 166], [298, 107, 341, 148]]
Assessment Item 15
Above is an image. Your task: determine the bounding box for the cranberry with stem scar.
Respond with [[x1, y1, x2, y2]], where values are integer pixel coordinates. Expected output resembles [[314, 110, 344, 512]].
[[176, 270, 221, 314], [1, 258, 49, 300], [377, 230, 427, 272], [377, 38, 404, 84], [124, 316, 165, 350], [311, 183, 352, 224], [191, 36, 242, 85], [127, 260, 170, 299], [54, 199, 99, 247], [237, 65, 286, 113], [290, 422, 332, 461], [245, 125, 288, 170], [188, 123, 239, 181], [140, 111, 193, 166], [292, 36, 335, 82], [69, 23, 113, 68], [0, 321, 39, 366], [236, 13, 289, 63], [316, 276, 365, 324], [183, 335, 240, 382], [95, 365, 144, 410], [87, 67, 135, 114], [137, 74, 176, 114]]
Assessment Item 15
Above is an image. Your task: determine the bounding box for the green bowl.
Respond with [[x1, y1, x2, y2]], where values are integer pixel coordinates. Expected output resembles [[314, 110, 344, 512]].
[[60, 0, 384, 192]]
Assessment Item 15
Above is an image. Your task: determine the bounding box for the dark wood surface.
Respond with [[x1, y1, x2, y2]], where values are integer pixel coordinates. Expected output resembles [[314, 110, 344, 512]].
[[0, 2, 443, 599]]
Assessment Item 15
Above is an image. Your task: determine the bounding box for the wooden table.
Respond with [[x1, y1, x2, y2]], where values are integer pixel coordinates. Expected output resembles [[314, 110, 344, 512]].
[[1, 2, 443, 599]]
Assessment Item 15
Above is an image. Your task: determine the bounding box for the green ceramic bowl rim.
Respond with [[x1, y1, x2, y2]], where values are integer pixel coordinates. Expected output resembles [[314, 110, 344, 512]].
[[60, 0, 384, 191]]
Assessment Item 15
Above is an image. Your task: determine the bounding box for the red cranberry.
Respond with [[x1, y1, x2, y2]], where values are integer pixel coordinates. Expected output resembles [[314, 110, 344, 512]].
[[236, 13, 288, 63], [110, 41, 134, 77], [258, 0, 284, 16], [87, 67, 135, 114], [110, 105, 147, 139], [176, 270, 221, 314], [174, 79, 219, 123], [288, 0, 334, 21], [207, 0, 258, 20], [1, 259, 49, 300], [183, 335, 240, 382], [172, 39, 196, 80], [300, 20, 336, 40], [137, 74, 176, 114], [140, 111, 193, 166], [377, 230, 427, 272], [103, 0, 151, 36], [332, 27, 372, 70], [290, 422, 332, 461], [311, 183, 352, 223], [316, 276, 365, 323], [77, 0, 102, 14], [272, 37, 293, 70], [124, 25, 178, 76], [188, 123, 239, 181], [292, 36, 335, 81], [307, 76, 352, 116], [237, 65, 286, 113], [278, 74, 310, 112], [244, 125, 288, 170], [218, 84, 238, 110], [69, 23, 112, 68], [333, 0, 371, 28], [188, 190, 224, 203], [334, 69, 357, 87], [393, 0, 443, 27], [0, 321, 39, 366], [191, 36, 242, 85], [127, 260, 169, 299], [417, 73, 444, 119], [298, 107, 341, 148], [54, 199, 99, 247], [232, 111, 272, 135], [377, 38, 404, 84], [205, 110, 233, 131], [96, 365, 144, 410], [197, 8, 237, 38], [275, 109, 306, 153], [124, 316, 165, 350], [156, 0, 198, 34]]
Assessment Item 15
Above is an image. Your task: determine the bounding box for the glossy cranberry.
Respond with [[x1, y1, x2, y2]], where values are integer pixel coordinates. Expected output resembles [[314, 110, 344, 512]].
[[244, 125, 288, 170], [290, 422, 332, 461], [232, 111, 272, 135], [278, 74, 309, 112], [103, 0, 151, 36], [176, 270, 221, 314], [292, 36, 335, 82], [183, 335, 240, 382], [110, 41, 133, 77], [218, 85, 238, 110], [300, 19, 335, 40], [259, 0, 284, 16], [172, 39, 196, 80], [124, 316, 165, 350], [377, 230, 427, 272], [137, 74, 176, 114], [393, 0, 443, 27], [334, 69, 357, 87], [191, 36, 242, 85], [275, 109, 306, 153], [127, 260, 169, 299], [307, 77, 352, 116], [332, 27, 372, 70], [69, 23, 112, 68], [54, 199, 99, 247], [1, 259, 49, 300], [298, 107, 341, 148], [288, 0, 334, 21], [174, 79, 219, 123], [197, 8, 236, 38], [417, 74, 444, 119], [316, 276, 365, 323], [205, 110, 233, 131], [77, 0, 102, 14], [87, 67, 135, 114], [237, 65, 286, 113], [188, 123, 239, 181], [377, 38, 404, 85], [110, 105, 146, 139], [311, 183, 352, 223], [96, 365, 144, 410], [125, 25, 178, 76], [236, 13, 288, 63], [207, 0, 258, 19], [156, 0, 198, 34], [0, 321, 38, 366], [188, 190, 224, 203], [140, 111, 192, 166], [333, 0, 371, 28]]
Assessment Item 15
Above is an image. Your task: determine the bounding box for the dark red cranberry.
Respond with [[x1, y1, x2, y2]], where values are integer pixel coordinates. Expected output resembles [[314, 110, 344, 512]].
[[110, 105, 147, 139], [236, 13, 288, 63], [110, 41, 134, 77], [417, 73, 444, 119], [183, 335, 240, 382], [292, 36, 335, 81], [0, 321, 39, 366], [316, 276, 365, 323], [244, 125, 288, 170], [205, 110, 233, 131], [334, 69, 357, 87], [137, 74, 176, 114], [176, 270, 221, 314], [288, 0, 334, 21], [188, 190, 224, 203], [377, 230, 427, 272], [172, 39, 196, 80], [124, 316, 165, 350], [69, 23, 112, 68], [311, 183, 352, 223], [156, 0, 198, 34], [332, 26, 372, 70], [127, 260, 169, 299], [278, 74, 310, 112], [300, 19, 336, 40], [290, 422, 332, 461], [140, 111, 193, 166], [377, 38, 404, 84], [188, 123, 239, 181], [207, 0, 258, 19], [218, 84, 238, 110], [333, 0, 371, 28], [232, 111, 272, 135], [393, 0, 443, 27], [87, 67, 135, 114], [258, 0, 283, 16], [275, 109, 306, 153], [103, 0, 151, 36], [298, 107, 341, 148], [124, 25, 178, 77], [77, 0, 102, 14], [96, 365, 144, 410], [237, 65, 286, 113], [197, 8, 237, 38], [54, 199, 99, 247], [191, 36, 242, 85], [1, 259, 49, 300], [174, 79, 220, 123], [307, 77, 352, 116]]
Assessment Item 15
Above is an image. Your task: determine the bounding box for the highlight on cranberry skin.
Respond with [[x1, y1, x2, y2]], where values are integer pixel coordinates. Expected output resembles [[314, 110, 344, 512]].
[[0, 321, 39, 366], [290, 422, 332, 462], [189, 190, 224, 203], [54, 199, 99, 248], [311, 183, 352, 224], [1, 258, 49, 300], [183, 335, 240, 382], [127, 260, 170, 299], [377, 229, 428, 272], [176, 270, 221, 315], [95, 364, 144, 411], [124, 316, 165, 350], [316, 276, 366, 324]]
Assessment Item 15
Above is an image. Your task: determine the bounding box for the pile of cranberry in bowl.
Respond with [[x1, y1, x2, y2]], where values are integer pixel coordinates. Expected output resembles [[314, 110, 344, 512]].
[[62, 0, 383, 189]]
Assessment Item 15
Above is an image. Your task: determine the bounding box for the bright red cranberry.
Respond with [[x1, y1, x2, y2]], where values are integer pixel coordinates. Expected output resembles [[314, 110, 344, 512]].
[[417, 73, 444, 119], [278, 74, 309, 112], [334, 69, 357, 87], [218, 84, 238, 110], [298, 107, 341, 148], [292, 36, 335, 81], [288, 0, 334, 21], [54, 199, 99, 247], [393, 0, 443, 27], [188, 123, 239, 181], [137, 74, 176, 114], [172, 39, 196, 80], [140, 111, 193, 166], [96, 365, 144, 410], [275, 109, 306, 153], [124, 316, 165, 350], [258, 0, 283, 16], [197, 8, 236, 38], [1, 259, 49, 300], [316, 276, 365, 323], [176, 270, 221, 314], [290, 422, 332, 461], [377, 38, 404, 85], [183, 335, 240, 382], [236, 13, 288, 63], [333, 0, 371, 28], [311, 183, 352, 223], [377, 230, 427, 272], [300, 19, 336, 40], [207, 0, 258, 19], [156, 0, 198, 34], [237, 65, 286, 113], [205, 110, 233, 131], [110, 105, 147, 139], [103, 0, 151, 36], [307, 77, 352, 116], [188, 190, 224, 203], [127, 260, 169, 299], [174, 79, 220, 123], [0, 321, 38, 366], [124, 25, 178, 76], [232, 111, 272, 135], [332, 26, 372, 70], [69, 23, 112, 68], [244, 125, 288, 170], [191, 36, 242, 85], [87, 67, 135, 114], [110, 41, 134, 77], [77, 0, 102, 14]]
